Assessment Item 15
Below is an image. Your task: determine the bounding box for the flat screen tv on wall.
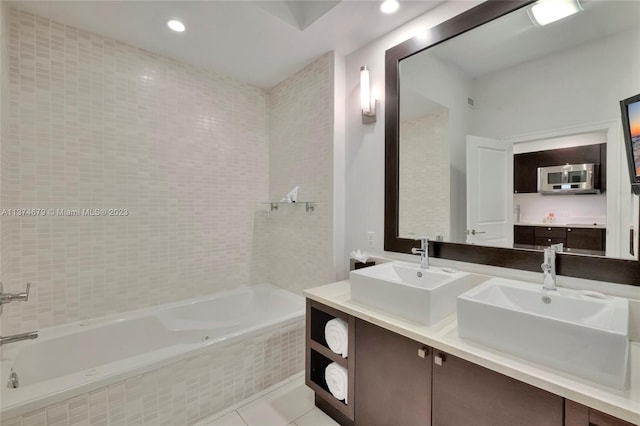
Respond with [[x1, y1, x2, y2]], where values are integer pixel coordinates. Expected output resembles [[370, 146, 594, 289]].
[[620, 93, 640, 195]]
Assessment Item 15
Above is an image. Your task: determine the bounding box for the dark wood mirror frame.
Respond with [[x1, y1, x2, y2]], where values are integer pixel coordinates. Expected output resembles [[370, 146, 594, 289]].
[[384, 0, 640, 286]]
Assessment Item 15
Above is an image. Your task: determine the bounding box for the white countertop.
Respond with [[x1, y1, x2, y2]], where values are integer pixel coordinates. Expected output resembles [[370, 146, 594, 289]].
[[515, 222, 606, 229], [304, 281, 640, 425]]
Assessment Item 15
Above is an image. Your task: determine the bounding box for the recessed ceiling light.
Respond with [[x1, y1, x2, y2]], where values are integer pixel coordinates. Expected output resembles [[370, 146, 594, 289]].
[[528, 0, 582, 26], [167, 20, 186, 33], [380, 0, 399, 14]]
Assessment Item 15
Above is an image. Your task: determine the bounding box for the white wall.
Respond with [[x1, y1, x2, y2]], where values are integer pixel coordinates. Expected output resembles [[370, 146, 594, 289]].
[[344, 1, 481, 264], [471, 28, 640, 138]]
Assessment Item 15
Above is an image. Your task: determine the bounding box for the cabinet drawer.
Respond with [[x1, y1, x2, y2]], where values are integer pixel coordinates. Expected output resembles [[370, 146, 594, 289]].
[[535, 226, 566, 238], [535, 237, 566, 246]]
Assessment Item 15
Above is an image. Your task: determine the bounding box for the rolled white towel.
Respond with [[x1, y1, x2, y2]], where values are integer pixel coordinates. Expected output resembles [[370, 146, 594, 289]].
[[324, 318, 348, 358], [325, 362, 348, 403]]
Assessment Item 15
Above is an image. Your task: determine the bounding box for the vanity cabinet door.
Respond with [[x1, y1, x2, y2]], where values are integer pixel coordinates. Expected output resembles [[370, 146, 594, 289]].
[[565, 400, 636, 426], [432, 351, 564, 426], [354, 318, 432, 426]]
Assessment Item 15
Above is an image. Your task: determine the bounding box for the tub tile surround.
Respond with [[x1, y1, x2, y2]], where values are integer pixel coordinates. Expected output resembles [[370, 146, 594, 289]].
[[398, 110, 450, 239], [267, 52, 335, 295], [0, 0, 10, 336], [0, 6, 338, 336], [2, 320, 305, 425], [1, 7, 270, 334]]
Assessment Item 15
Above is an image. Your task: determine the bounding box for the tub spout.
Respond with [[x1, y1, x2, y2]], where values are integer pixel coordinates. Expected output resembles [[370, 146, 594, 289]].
[[0, 331, 38, 347]]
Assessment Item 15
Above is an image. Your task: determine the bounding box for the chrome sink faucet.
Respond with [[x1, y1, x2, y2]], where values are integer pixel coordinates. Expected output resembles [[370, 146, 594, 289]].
[[541, 244, 562, 290], [412, 237, 429, 269]]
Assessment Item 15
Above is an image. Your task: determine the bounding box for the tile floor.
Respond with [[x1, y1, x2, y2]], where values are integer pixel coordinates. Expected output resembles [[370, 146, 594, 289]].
[[195, 374, 339, 426]]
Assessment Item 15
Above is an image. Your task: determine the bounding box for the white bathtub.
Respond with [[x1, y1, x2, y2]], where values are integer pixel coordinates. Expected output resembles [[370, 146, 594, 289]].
[[1, 284, 305, 423]]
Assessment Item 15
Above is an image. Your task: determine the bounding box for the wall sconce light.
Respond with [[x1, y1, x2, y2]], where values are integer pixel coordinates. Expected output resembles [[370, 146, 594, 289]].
[[360, 66, 377, 124]]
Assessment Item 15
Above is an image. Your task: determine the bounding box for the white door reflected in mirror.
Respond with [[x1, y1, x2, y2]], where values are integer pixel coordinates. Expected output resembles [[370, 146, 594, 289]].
[[466, 136, 513, 247]]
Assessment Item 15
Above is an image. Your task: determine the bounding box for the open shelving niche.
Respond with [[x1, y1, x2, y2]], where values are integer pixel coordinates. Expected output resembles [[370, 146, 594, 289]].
[[305, 299, 355, 422]]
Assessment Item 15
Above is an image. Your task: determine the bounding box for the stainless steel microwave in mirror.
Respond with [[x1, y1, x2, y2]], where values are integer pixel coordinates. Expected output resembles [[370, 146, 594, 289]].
[[537, 164, 598, 195]]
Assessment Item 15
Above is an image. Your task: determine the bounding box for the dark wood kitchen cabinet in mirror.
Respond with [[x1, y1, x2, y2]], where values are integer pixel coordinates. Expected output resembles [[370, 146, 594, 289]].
[[514, 152, 538, 193], [384, 0, 640, 286]]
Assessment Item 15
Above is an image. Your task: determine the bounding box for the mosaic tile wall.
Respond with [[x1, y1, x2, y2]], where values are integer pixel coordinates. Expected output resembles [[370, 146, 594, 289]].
[[0, 0, 9, 335], [2, 320, 305, 426], [266, 53, 335, 294], [1, 8, 271, 334], [398, 110, 450, 239]]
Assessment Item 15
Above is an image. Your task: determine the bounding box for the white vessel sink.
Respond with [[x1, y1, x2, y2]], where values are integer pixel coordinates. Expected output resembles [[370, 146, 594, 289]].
[[349, 261, 488, 325], [457, 278, 629, 388]]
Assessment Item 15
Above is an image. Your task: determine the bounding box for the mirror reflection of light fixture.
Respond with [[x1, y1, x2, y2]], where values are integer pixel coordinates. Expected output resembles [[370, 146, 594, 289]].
[[360, 66, 377, 124], [380, 0, 399, 14], [528, 0, 582, 26], [167, 20, 186, 32]]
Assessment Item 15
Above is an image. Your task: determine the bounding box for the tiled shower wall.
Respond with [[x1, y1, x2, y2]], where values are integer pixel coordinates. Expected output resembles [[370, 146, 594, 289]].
[[267, 53, 335, 294], [398, 111, 450, 239], [1, 9, 271, 334], [0, 0, 9, 334]]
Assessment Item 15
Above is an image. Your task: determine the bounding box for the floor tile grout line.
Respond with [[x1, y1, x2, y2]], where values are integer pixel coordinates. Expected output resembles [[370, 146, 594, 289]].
[[236, 409, 250, 426], [290, 406, 317, 424]]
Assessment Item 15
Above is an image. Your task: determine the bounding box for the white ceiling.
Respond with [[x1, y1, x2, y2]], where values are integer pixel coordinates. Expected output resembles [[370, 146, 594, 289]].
[[8, 0, 444, 88], [400, 0, 640, 118], [428, 0, 640, 79]]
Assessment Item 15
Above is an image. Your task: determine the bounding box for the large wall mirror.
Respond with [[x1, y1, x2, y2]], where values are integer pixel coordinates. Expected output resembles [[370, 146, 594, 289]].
[[385, 0, 640, 286]]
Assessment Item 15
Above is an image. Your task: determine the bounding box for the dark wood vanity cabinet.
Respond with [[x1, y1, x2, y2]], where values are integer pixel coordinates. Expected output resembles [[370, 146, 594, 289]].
[[353, 319, 563, 426], [431, 351, 564, 426], [306, 303, 634, 426], [514, 152, 539, 193], [565, 400, 636, 426], [354, 318, 432, 426]]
